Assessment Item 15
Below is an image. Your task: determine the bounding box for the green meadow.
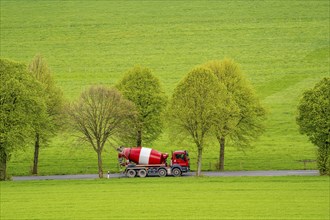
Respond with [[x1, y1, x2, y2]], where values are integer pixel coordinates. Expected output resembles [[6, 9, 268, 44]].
[[1, 176, 329, 219], [1, 1, 329, 175]]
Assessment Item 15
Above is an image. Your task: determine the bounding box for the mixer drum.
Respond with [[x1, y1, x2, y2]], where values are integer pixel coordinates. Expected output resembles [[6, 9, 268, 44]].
[[118, 147, 169, 165]]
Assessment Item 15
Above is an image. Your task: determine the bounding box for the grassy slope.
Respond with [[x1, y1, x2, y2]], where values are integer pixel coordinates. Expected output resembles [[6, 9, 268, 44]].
[[1, 1, 329, 175], [1, 176, 329, 220]]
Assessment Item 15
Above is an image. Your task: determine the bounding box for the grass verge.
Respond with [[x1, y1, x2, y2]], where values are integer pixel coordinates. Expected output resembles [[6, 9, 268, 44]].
[[1, 176, 329, 220]]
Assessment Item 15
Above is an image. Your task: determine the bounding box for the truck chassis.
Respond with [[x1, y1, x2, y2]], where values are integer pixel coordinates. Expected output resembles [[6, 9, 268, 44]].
[[124, 164, 189, 178]]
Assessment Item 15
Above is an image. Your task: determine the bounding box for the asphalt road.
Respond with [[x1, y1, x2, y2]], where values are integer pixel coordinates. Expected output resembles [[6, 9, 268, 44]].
[[12, 170, 319, 181]]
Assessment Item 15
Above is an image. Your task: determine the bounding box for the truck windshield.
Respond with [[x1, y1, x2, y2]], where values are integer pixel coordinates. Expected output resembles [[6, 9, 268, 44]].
[[175, 154, 185, 160]]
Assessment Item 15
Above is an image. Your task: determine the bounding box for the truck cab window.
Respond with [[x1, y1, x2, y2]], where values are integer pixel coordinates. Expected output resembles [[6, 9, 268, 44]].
[[176, 154, 185, 160]]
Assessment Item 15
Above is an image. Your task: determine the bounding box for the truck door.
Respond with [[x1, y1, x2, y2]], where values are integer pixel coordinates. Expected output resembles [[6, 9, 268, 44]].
[[173, 152, 189, 167]]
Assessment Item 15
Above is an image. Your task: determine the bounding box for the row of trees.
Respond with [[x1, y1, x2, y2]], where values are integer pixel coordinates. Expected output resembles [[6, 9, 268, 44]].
[[1, 55, 328, 180], [168, 60, 266, 176], [57, 60, 266, 178]]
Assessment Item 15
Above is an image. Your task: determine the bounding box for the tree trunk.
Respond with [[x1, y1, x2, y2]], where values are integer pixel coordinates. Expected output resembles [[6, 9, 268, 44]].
[[136, 130, 142, 147], [97, 150, 103, 178], [32, 133, 40, 175], [196, 147, 203, 176], [317, 145, 330, 176], [0, 147, 7, 181], [218, 137, 225, 171]]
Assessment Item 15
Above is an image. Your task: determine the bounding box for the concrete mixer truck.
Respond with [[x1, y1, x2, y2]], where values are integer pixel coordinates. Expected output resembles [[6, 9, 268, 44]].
[[117, 146, 190, 177]]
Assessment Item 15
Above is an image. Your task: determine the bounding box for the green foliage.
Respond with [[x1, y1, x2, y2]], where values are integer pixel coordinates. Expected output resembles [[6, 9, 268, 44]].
[[68, 86, 136, 177], [204, 60, 240, 136], [1, 177, 329, 219], [206, 59, 266, 145], [169, 66, 227, 175], [0, 59, 47, 180], [297, 78, 330, 148], [116, 66, 167, 146], [29, 54, 64, 122], [297, 78, 330, 175]]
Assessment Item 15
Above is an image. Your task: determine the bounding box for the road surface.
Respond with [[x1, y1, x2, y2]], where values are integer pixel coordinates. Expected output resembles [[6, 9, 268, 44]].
[[12, 170, 319, 181]]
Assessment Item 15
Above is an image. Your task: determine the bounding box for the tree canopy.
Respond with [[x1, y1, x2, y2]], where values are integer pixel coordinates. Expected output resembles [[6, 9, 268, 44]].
[[204, 59, 266, 171], [68, 86, 136, 178], [297, 77, 330, 175], [116, 66, 167, 146], [0, 58, 47, 180], [168, 66, 227, 176]]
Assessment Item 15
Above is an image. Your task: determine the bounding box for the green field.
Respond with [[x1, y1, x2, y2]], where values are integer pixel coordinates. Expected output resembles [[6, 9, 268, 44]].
[[1, 176, 329, 220], [1, 1, 329, 175]]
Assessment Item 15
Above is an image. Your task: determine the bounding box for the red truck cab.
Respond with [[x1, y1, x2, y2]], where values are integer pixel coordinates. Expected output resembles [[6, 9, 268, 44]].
[[171, 150, 190, 169], [171, 150, 190, 174]]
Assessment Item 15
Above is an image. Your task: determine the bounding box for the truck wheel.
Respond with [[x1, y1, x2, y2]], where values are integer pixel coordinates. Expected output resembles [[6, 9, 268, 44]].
[[127, 169, 136, 178], [158, 168, 167, 177], [172, 168, 182, 177], [138, 169, 147, 178]]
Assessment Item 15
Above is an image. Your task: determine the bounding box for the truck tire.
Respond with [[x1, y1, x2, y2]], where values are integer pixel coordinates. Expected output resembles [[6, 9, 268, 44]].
[[158, 168, 167, 177], [172, 167, 182, 177], [138, 169, 147, 178], [127, 169, 136, 178]]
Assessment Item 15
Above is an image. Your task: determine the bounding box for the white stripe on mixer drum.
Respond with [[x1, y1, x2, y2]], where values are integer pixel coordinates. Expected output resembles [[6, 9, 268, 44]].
[[139, 147, 152, 164]]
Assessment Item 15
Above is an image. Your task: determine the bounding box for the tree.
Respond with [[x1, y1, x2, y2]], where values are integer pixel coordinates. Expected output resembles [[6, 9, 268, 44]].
[[116, 66, 167, 146], [28, 54, 64, 175], [68, 86, 136, 178], [203, 59, 266, 171], [297, 77, 330, 175], [168, 66, 227, 176], [0, 59, 47, 180]]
